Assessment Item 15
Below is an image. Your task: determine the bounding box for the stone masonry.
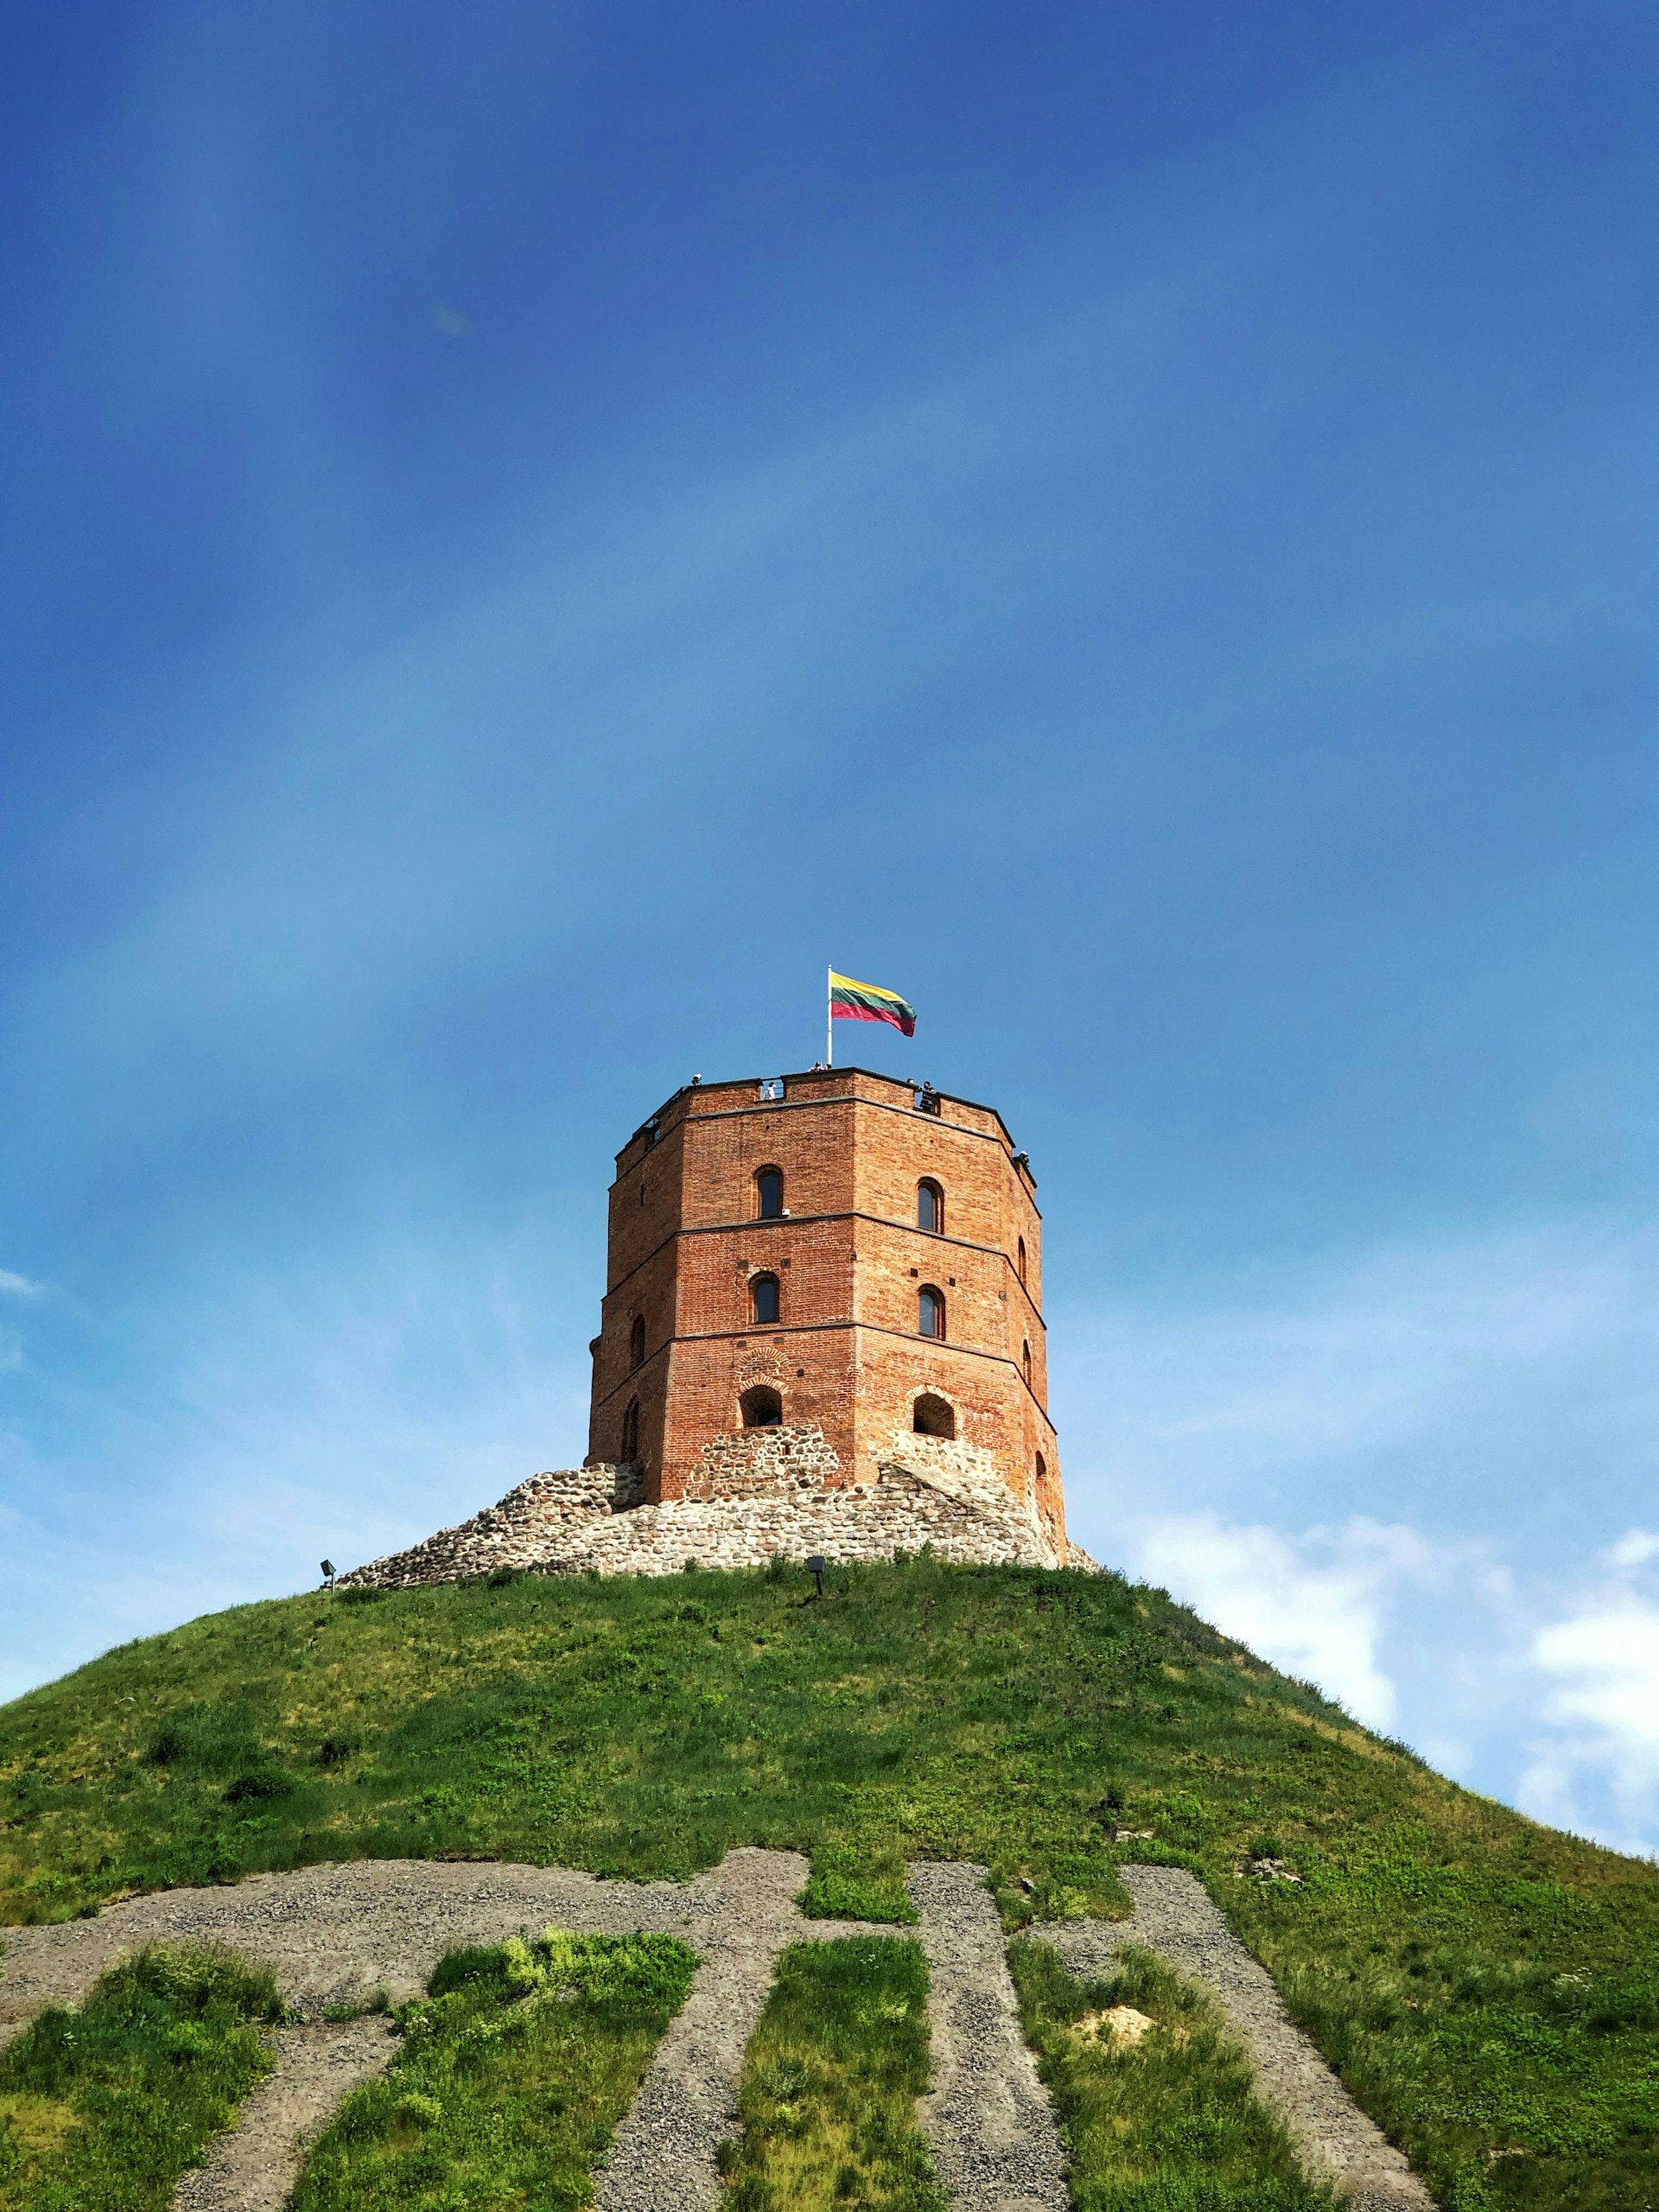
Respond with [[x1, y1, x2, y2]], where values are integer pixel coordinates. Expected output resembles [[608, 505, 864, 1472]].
[[336, 1423, 1097, 1589]]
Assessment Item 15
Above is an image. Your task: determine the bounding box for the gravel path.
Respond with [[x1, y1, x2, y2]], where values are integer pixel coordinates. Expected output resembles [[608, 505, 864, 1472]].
[[0, 1858, 697, 2026], [594, 1847, 887, 2212], [0, 1853, 898, 2212], [909, 1861, 1070, 2212], [1, 1853, 1439, 2212], [1033, 1865, 1436, 2210], [173, 2018, 399, 2212]]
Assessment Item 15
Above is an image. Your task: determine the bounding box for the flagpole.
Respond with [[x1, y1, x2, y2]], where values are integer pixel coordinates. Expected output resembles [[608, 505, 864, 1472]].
[[826, 965, 833, 1065]]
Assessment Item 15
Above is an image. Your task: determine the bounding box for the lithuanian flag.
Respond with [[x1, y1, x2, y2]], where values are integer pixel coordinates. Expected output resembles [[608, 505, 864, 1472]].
[[830, 970, 917, 1036]]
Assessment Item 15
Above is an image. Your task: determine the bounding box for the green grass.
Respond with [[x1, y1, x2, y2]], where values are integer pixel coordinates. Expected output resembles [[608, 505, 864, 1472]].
[[0, 1947, 283, 2210], [799, 1844, 918, 1924], [1, 1557, 1656, 2207], [717, 1937, 946, 2211], [1010, 1937, 1338, 2212], [289, 1929, 696, 2211]]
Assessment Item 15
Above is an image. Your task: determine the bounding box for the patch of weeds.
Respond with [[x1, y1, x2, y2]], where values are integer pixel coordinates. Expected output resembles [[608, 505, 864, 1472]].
[[1009, 1938, 1338, 2210], [995, 1850, 1130, 1932], [288, 1929, 696, 2209], [0, 1946, 283, 2211], [321, 1988, 391, 2022], [802, 1845, 917, 1925], [718, 1937, 946, 2211]]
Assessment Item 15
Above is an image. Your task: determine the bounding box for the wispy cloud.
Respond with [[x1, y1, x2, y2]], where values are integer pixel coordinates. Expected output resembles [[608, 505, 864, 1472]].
[[0, 1270, 39, 1298], [0, 1240, 592, 1700], [1058, 1223, 1659, 1533]]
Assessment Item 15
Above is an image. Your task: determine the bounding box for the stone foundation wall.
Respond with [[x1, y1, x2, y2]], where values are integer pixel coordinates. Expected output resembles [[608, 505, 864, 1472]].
[[336, 1440, 1096, 1592], [335, 1462, 645, 1588], [679, 1421, 843, 1500]]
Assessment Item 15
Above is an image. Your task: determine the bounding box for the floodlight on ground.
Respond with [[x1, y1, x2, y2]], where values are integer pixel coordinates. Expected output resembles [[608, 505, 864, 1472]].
[[805, 1553, 826, 1599]]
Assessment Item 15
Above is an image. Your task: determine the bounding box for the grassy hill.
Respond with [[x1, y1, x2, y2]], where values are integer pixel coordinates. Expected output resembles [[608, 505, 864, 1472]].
[[1, 1555, 1656, 2209]]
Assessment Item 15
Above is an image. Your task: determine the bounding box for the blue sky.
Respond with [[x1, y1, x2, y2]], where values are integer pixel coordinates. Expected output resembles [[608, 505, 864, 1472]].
[[5, 1, 1659, 1854]]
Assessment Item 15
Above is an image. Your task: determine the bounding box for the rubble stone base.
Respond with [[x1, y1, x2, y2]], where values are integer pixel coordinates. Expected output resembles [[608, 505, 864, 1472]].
[[336, 1425, 1096, 1590]]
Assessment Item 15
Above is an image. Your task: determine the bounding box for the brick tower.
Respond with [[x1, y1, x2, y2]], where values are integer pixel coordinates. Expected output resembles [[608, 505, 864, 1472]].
[[586, 1065, 1065, 1554]]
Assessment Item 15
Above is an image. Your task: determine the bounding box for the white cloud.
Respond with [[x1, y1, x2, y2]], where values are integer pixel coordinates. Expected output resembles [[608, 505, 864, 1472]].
[[1535, 1605, 1659, 1751], [1605, 1528, 1659, 1571], [1132, 1511, 1447, 1730], [0, 1270, 39, 1298], [1520, 1539, 1659, 1854], [1053, 1223, 1659, 1848]]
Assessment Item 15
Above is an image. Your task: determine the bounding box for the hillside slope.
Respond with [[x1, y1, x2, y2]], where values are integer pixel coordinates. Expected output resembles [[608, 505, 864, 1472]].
[[1, 1557, 1655, 2209]]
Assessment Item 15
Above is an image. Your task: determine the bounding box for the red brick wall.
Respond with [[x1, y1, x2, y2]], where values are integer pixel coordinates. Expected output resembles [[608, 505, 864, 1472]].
[[586, 1067, 1065, 1548]]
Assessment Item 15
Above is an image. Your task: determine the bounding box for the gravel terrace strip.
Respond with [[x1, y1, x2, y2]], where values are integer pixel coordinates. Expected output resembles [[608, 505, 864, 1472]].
[[1034, 1864, 1437, 2211], [173, 2017, 400, 2212], [0, 1857, 701, 2024], [594, 1847, 897, 2212], [3, 1854, 1436, 2212], [0, 1852, 893, 2212], [909, 1860, 1070, 2212]]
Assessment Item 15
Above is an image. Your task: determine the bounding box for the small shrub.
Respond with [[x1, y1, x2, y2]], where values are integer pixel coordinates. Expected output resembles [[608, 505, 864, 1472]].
[[222, 1769, 293, 1805]]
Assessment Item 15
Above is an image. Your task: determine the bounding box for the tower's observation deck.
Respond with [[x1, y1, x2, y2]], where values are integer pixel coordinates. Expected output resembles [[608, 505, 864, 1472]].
[[587, 1065, 1065, 1552]]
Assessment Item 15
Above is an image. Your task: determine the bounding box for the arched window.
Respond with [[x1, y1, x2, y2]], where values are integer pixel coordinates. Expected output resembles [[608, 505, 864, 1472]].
[[1034, 1451, 1046, 1484], [756, 1167, 784, 1219], [740, 1384, 783, 1427], [918, 1284, 944, 1338], [1022, 1339, 1033, 1389], [629, 1315, 646, 1370], [918, 1179, 943, 1234], [621, 1399, 639, 1461], [751, 1272, 780, 1325], [912, 1391, 956, 1439], [1016, 1236, 1027, 1284]]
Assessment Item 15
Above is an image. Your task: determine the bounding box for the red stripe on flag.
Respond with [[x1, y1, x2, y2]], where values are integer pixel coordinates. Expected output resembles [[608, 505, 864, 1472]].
[[831, 1001, 916, 1036]]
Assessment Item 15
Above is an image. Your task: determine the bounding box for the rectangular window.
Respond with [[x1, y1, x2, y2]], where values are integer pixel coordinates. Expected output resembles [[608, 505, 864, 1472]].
[[759, 1077, 785, 1101]]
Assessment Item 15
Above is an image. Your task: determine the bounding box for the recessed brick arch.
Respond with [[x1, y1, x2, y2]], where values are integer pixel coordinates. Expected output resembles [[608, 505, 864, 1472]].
[[912, 1391, 956, 1440], [740, 1384, 783, 1428]]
